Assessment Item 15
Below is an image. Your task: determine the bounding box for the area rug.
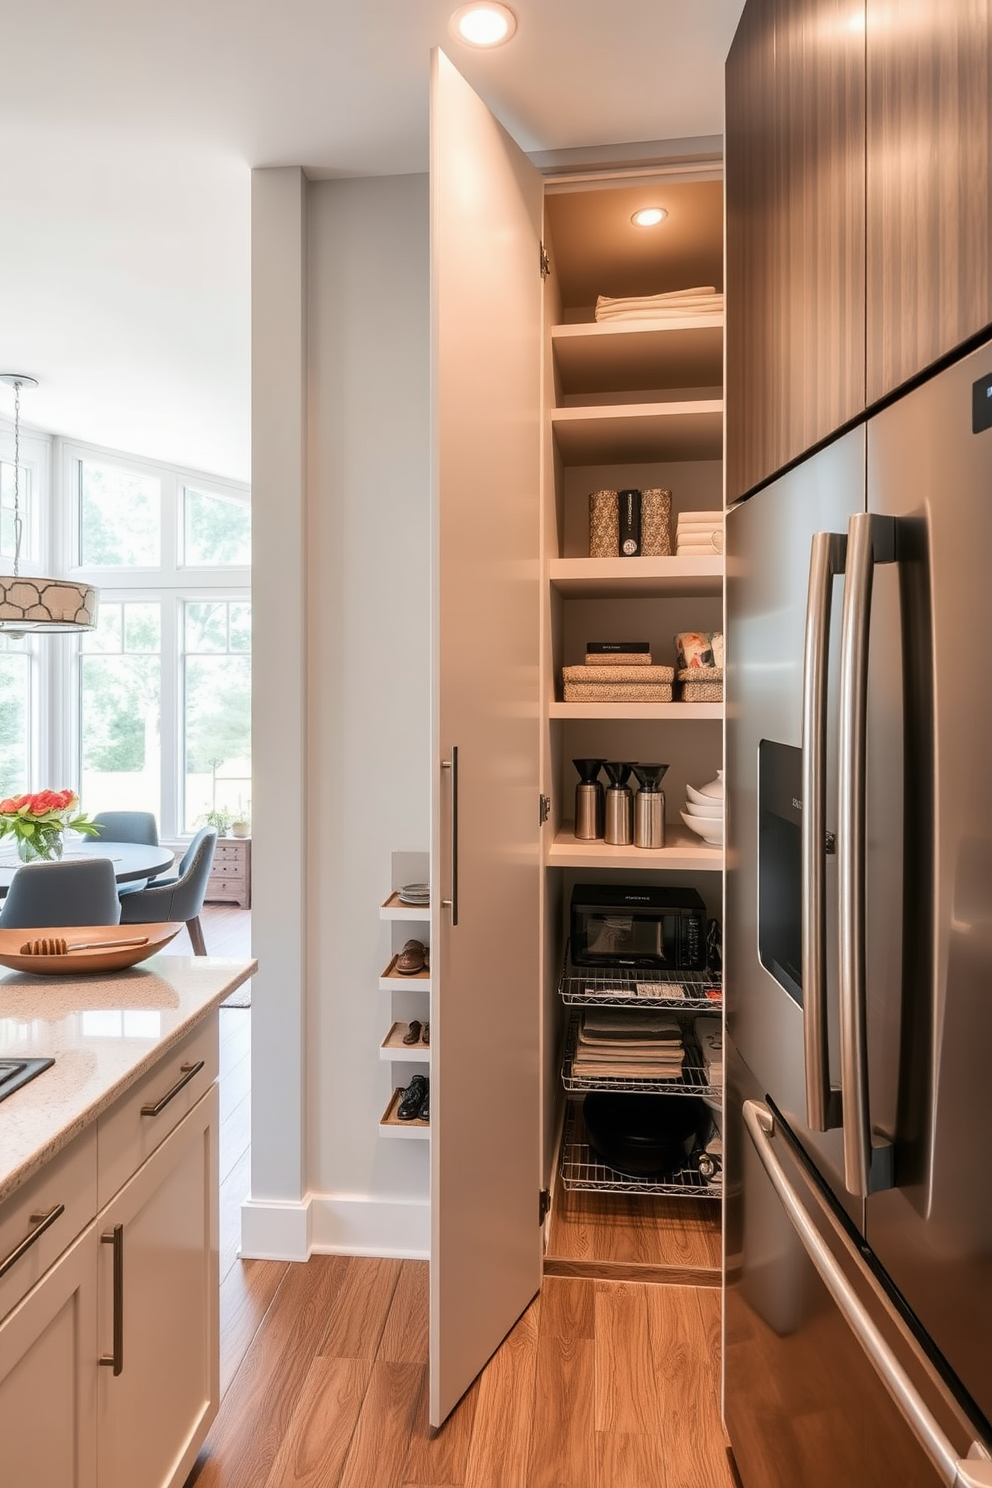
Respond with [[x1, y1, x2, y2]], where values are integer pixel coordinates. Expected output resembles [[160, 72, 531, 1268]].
[[220, 980, 251, 1009]]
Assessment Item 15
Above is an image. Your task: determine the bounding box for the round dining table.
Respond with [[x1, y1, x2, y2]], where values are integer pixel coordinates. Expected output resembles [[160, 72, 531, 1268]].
[[0, 840, 176, 897]]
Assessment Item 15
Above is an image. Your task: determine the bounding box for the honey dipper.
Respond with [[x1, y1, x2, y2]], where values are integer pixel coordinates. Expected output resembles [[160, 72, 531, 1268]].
[[19, 935, 150, 956]]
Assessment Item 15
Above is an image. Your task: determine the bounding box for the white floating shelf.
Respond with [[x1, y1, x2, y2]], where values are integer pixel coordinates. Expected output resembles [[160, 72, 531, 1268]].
[[379, 891, 430, 921], [549, 555, 723, 600], [379, 954, 431, 991], [380, 1088, 430, 1139], [548, 824, 723, 872], [549, 701, 723, 721], [380, 1022, 431, 1064], [550, 401, 723, 463]]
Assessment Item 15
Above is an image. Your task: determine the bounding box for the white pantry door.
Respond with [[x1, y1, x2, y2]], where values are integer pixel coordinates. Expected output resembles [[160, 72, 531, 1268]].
[[429, 48, 544, 1426]]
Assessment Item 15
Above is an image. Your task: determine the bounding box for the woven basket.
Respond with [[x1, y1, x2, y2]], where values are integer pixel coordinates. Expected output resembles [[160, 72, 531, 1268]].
[[588, 490, 619, 556]]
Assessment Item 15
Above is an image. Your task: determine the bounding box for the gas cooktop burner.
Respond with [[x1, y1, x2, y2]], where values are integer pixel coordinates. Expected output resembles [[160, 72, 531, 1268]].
[[0, 1057, 54, 1104]]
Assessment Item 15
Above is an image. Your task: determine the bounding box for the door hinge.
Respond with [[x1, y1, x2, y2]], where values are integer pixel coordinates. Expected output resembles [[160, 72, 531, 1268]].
[[539, 794, 551, 825], [539, 1188, 551, 1225], [540, 241, 551, 280]]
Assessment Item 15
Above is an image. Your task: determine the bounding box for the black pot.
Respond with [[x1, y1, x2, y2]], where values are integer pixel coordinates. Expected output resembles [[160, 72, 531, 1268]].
[[583, 1092, 709, 1179]]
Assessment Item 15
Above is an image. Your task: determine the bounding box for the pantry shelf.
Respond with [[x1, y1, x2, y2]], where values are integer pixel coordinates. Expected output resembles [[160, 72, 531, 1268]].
[[551, 317, 724, 396], [549, 556, 723, 599], [550, 401, 723, 463], [548, 825, 723, 871], [559, 1104, 721, 1200]]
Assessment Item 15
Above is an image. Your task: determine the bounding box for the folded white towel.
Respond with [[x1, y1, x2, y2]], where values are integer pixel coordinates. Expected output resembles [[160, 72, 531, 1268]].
[[677, 510, 723, 525], [595, 289, 724, 323]]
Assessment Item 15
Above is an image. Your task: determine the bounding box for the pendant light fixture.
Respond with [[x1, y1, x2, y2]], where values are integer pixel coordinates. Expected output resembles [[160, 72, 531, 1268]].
[[0, 375, 98, 634]]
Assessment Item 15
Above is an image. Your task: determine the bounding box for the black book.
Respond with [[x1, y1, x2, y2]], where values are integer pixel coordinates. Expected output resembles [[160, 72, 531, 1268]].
[[587, 640, 651, 654], [618, 488, 641, 557]]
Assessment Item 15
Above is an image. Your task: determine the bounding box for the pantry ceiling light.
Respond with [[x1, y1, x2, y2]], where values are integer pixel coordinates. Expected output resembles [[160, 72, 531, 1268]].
[[449, 3, 518, 48], [631, 208, 668, 228]]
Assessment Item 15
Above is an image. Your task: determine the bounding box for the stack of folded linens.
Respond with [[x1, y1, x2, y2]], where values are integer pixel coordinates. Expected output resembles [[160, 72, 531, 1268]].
[[594, 287, 724, 324], [676, 509, 723, 555], [572, 1009, 685, 1080]]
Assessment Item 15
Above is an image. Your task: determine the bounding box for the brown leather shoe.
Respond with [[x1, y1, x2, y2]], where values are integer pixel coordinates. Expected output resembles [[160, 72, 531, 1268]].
[[395, 939, 426, 975]]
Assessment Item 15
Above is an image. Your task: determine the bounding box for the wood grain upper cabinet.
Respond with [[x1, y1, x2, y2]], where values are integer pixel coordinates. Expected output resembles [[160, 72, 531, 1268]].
[[429, 50, 543, 1428], [726, 0, 866, 500], [866, 0, 992, 403]]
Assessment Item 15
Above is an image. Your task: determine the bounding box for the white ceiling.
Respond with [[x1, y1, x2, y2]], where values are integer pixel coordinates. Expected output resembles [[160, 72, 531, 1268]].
[[0, 1, 745, 484]]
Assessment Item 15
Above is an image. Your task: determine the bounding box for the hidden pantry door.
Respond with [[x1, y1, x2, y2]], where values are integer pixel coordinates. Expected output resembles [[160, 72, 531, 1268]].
[[429, 49, 544, 1426]]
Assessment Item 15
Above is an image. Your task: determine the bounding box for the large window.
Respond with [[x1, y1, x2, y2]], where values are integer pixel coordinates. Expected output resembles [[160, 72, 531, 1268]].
[[80, 601, 162, 813], [183, 599, 251, 829], [0, 427, 250, 839]]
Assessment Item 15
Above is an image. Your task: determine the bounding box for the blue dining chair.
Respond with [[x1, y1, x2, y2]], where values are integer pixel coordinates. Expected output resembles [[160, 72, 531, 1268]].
[[0, 858, 122, 929], [92, 811, 161, 893], [118, 827, 217, 954]]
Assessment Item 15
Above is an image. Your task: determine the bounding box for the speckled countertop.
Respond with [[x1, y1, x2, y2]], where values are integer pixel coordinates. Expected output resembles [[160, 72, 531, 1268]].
[[0, 954, 255, 1203]]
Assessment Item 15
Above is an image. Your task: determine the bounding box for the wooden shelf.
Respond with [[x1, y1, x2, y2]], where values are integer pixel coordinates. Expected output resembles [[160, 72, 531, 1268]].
[[549, 555, 724, 599], [379, 891, 430, 921], [548, 824, 723, 871], [551, 317, 724, 397], [549, 700, 723, 721], [380, 1021, 431, 1063], [550, 401, 723, 463], [380, 1087, 430, 1138], [379, 954, 431, 990]]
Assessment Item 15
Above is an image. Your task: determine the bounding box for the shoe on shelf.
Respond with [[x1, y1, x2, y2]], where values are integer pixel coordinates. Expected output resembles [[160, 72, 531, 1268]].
[[419, 1081, 430, 1122], [395, 939, 426, 975], [397, 1074, 429, 1120], [422, 1022, 430, 1046], [402, 1020, 422, 1045]]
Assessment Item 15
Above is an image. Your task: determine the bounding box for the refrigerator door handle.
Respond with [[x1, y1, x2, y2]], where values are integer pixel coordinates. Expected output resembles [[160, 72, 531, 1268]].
[[802, 530, 847, 1131], [743, 1100, 992, 1487], [838, 512, 897, 1195]]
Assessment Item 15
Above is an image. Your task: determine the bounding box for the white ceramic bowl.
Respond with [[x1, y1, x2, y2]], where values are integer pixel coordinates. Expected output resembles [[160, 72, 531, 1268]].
[[680, 810, 724, 845], [683, 795, 723, 819], [687, 771, 724, 803]]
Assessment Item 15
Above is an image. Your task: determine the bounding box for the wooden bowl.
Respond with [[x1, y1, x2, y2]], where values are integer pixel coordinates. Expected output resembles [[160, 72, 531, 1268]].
[[0, 922, 185, 975]]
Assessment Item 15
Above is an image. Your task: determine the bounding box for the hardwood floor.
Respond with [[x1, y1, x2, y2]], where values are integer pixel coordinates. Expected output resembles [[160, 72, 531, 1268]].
[[189, 906, 734, 1488]]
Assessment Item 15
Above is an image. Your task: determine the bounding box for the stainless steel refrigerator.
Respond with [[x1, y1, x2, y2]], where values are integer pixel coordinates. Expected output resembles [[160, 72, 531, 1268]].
[[725, 337, 992, 1488]]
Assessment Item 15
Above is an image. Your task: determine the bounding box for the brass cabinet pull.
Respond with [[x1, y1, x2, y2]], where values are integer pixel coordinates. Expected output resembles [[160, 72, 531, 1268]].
[[140, 1059, 204, 1117], [0, 1202, 65, 1279], [99, 1224, 124, 1375]]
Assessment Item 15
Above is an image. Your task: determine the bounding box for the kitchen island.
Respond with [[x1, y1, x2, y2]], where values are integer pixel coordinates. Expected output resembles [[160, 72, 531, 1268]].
[[0, 952, 255, 1488]]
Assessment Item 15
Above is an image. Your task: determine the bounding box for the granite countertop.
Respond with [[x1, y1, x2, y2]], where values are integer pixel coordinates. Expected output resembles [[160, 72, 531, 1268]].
[[0, 954, 256, 1203]]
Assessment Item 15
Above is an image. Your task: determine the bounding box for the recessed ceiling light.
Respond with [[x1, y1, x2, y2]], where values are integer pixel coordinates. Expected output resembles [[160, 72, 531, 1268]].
[[631, 208, 668, 228], [449, 3, 518, 48]]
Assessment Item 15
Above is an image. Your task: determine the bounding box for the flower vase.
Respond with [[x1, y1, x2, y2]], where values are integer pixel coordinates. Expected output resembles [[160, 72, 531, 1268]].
[[17, 828, 64, 863]]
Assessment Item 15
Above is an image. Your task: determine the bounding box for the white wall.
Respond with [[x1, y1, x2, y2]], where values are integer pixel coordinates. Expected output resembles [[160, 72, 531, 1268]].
[[246, 168, 432, 1259], [306, 173, 432, 1252]]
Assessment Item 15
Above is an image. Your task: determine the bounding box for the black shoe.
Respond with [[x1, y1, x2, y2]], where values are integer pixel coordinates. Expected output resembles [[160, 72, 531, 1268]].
[[419, 1080, 430, 1122], [397, 1074, 428, 1120]]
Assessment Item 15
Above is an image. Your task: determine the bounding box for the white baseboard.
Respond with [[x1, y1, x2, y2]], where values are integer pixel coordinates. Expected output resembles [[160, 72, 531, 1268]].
[[309, 1193, 430, 1259], [239, 1194, 313, 1261]]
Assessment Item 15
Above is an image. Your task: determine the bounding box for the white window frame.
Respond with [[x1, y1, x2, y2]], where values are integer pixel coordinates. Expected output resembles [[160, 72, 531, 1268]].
[[55, 438, 250, 841]]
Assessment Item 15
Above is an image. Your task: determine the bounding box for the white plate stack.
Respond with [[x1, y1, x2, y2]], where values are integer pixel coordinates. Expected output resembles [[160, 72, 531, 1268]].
[[680, 771, 724, 846]]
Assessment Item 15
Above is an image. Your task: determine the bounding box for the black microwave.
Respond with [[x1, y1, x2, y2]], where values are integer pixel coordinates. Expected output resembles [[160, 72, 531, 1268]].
[[569, 884, 707, 970]]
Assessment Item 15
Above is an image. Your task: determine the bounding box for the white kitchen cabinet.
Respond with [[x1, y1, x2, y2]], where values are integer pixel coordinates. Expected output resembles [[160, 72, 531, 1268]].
[[0, 1008, 220, 1488], [428, 50, 724, 1425], [97, 1083, 218, 1488], [0, 1223, 98, 1488]]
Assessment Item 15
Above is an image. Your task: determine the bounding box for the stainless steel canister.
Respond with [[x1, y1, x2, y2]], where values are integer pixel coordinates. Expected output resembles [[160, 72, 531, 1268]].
[[575, 782, 604, 839], [634, 787, 666, 848]]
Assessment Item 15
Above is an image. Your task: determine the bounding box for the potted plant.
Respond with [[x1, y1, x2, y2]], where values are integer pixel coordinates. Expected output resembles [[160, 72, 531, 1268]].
[[230, 798, 250, 838], [200, 808, 233, 837]]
